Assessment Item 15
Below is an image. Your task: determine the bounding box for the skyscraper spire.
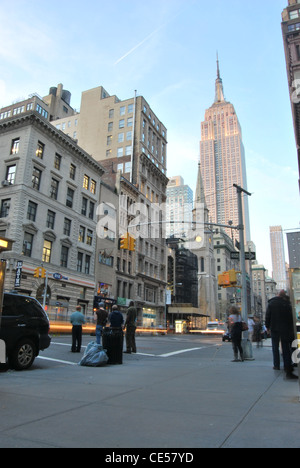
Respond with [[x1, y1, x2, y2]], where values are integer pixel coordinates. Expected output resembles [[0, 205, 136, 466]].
[[215, 53, 225, 103]]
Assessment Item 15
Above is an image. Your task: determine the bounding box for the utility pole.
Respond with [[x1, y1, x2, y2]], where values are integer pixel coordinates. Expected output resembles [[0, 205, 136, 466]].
[[233, 184, 254, 360]]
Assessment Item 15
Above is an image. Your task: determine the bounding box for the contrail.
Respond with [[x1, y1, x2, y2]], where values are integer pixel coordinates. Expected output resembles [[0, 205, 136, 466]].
[[114, 26, 163, 66], [114, 1, 196, 66]]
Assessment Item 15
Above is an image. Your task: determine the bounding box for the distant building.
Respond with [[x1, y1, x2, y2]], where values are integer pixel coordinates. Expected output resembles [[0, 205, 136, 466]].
[[199, 59, 251, 244], [270, 226, 288, 291], [166, 176, 193, 238]]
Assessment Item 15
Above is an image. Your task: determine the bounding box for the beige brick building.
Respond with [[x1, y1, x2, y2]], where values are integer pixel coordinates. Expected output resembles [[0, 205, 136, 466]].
[[53, 85, 169, 326]]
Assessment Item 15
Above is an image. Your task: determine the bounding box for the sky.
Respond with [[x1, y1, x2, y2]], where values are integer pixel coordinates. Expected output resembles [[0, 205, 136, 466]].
[[0, 0, 299, 274]]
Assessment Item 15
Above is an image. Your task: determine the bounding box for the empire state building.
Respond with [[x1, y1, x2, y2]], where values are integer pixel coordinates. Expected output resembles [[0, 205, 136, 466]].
[[199, 60, 251, 244]]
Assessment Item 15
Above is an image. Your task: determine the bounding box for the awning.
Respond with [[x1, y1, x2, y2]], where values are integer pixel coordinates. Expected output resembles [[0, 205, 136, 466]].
[[168, 305, 209, 317]]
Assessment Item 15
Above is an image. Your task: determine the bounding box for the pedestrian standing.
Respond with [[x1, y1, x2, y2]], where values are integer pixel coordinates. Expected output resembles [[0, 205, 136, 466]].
[[109, 305, 124, 329], [124, 301, 137, 354], [266, 290, 297, 379], [228, 306, 244, 362], [70, 306, 86, 353], [95, 303, 108, 345], [253, 316, 263, 348]]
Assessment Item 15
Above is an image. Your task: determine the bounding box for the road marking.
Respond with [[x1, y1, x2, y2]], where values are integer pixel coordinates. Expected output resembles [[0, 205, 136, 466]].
[[159, 347, 206, 358], [37, 356, 77, 366]]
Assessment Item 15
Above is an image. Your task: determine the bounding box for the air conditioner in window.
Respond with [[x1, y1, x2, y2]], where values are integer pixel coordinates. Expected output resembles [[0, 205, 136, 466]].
[[1, 180, 10, 187]]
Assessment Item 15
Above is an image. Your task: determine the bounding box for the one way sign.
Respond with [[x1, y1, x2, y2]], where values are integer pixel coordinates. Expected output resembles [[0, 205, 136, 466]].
[[230, 252, 256, 261]]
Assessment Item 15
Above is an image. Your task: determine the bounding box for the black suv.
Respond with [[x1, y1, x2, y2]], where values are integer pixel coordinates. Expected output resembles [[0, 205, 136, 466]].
[[0, 293, 51, 370]]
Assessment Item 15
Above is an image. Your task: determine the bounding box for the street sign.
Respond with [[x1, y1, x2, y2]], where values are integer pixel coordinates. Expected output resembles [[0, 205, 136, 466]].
[[230, 252, 256, 261], [14, 260, 23, 288], [230, 252, 240, 260], [245, 252, 256, 261]]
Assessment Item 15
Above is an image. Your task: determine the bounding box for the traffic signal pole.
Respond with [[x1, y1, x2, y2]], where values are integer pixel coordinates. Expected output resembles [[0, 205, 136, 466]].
[[234, 184, 254, 360]]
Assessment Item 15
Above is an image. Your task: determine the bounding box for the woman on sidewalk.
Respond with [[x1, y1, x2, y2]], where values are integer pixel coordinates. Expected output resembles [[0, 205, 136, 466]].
[[228, 307, 244, 362]]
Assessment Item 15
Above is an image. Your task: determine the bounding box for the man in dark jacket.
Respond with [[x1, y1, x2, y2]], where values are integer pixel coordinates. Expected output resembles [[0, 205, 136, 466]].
[[124, 301, 137, 354], [266, 290, 297, 379]]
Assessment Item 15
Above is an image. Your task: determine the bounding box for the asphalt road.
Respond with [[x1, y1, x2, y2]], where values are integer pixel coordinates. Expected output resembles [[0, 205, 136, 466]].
[[35, 333, 224, 369]]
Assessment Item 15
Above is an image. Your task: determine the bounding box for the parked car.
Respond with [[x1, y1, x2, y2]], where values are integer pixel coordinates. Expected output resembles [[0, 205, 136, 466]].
[[0, 293, 51, 370]]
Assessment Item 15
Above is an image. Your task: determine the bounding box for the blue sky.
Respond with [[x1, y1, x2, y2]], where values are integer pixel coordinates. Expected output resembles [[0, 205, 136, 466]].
[[0, 0, 299, 273]]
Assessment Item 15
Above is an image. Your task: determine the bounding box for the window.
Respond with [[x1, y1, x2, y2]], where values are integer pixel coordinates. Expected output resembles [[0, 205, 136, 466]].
[[54, 153, 62, 170], [32, 167, 42, 190], [118, 133, 124, 143], [77, 252, 83, 272], [109, 109, 114, 118], [50, 178, 59, 200], [6, 165, 16, 185], [60, 246, 69, 268], [70, 164, 76, 180], [87, 230, 93, 246], [127, 117, 133, 127], [126, 131, 132, 141], [46, 210, 56, 229], [81, 197, 88, 216], [85, 255, 91, 275], [90, 180, 96, 195], [108, 122, 113, 131], [125, 162, 132, 173], [66, 187, 74, 208], [23, 232, 33, 257], [42, 240, 52, 263], [64, 218, 71, 236], [79, 226, 86, 243], [27, 201, 37, 221], [120, 106, 126, 116], [36, 141, 45, 159], [11, 138, 20, 155], [83, 174, 90, 190], [107, 135, 112, 145], [117, 147, 124, 157], [125, 145, 132, 156], [0, 199, 10, 218], [128, 104, 134, 114], [119, 119, 125, 129], [89, 201, 95, 220]]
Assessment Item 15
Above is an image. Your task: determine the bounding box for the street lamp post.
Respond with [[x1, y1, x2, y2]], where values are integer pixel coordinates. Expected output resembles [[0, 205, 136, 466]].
[[234, 184, 254, 360]]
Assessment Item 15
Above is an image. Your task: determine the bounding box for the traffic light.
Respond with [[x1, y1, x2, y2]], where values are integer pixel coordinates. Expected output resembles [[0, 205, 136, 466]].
[[120, 234, 129, 250], [218, 270, 238, 288], [33, 267, 47, 278], [129, 236, 136, 252], [228, 269, 237, 286], [34, 268, 40, 278]]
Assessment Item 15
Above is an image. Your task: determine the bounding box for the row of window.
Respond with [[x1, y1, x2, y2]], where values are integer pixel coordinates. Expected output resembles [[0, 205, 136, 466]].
[[23, 232, 91, 273], [9, 137, 97, 195], [0, 102, 48, 121]]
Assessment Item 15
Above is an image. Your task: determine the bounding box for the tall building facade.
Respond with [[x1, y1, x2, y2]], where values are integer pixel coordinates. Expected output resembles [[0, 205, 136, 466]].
[[270, 226, 288, 291], [199, 61, 251, 244], [166, 176, 193, 238], [282, 0, 300, 190], [51, 85, 168, 327]]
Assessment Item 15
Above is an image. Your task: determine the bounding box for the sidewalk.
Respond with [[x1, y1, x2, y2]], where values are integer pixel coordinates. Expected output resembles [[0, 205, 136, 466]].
[[0, 339, 299, 448]]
